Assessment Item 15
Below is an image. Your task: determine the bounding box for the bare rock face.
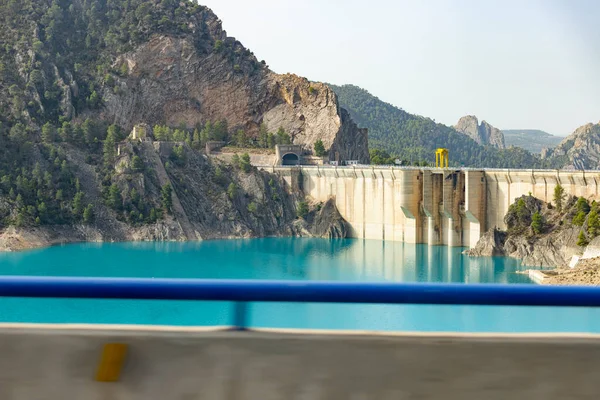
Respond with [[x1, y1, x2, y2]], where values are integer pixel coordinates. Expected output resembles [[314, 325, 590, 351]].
[[544, 122, 600, 170], [454, 116, 505, 149], [467, 226, 580, 267], [100, 8, 368, 163], [465, 228, 507, 257], [309, 199, 349, 238]]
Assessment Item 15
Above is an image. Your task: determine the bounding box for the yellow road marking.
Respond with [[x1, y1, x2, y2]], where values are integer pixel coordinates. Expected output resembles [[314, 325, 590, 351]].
[[95, 343, 127, 382]]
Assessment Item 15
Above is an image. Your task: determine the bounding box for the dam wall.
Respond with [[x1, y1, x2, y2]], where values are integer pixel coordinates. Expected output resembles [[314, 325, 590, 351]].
[[2, 325, 600, 400], [265, 166, 600, 247]]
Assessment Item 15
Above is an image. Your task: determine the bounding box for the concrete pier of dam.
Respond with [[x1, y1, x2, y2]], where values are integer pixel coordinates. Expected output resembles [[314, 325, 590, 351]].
[[263, 166, 600, 247]]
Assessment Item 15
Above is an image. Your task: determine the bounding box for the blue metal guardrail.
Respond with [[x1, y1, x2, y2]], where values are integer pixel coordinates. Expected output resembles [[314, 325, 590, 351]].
[[1, 277, 600, 329]]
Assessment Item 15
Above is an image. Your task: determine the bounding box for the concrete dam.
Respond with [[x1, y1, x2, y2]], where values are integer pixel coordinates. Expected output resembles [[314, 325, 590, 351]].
[[264, 166, 600, 247]]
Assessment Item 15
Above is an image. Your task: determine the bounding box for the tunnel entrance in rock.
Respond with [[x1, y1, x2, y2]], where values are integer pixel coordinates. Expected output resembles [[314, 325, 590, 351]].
[[282, 153, 300, 166]]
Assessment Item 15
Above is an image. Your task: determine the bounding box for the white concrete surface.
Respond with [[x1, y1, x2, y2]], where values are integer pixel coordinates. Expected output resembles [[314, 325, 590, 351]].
[[1, 324, 600, 399], [263, 166, 600, 247]]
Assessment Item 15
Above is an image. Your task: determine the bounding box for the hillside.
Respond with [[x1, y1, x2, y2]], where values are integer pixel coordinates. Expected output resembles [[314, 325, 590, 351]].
[[543, 123, 600, 170], [503, 130, 562, 153], [0, 0, 353, 247], [330, 84, 555, 168]]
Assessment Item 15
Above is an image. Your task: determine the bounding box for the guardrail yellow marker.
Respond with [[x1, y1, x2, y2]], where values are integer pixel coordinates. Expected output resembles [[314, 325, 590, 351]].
[[95, 343, 127, 382]]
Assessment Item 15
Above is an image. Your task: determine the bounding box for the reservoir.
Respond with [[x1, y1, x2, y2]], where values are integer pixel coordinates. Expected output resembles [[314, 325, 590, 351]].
[[0, 238, 598, 333]]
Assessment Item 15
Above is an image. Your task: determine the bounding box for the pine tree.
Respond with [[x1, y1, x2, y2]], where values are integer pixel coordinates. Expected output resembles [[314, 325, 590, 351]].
[[257, 123, 269, 148], [297, 201, 309, 218], [103, 130, 117, 166], [161, 184, 173, 214], [131, 155, 144, 172], [554, 184, 565, 212], [73, 191, 84, 217], [83, 204, 95, 224], [192, 128, 201, 149], [107, 184, 122, 210], [577, 231, 589, 247], [314, 140, 326, 157], [240, 153, 251, 172], [531, 211, 543, 234], [41, 122, 56, 143], [588, 210, 600, 238], [227, 183, 237, 200]]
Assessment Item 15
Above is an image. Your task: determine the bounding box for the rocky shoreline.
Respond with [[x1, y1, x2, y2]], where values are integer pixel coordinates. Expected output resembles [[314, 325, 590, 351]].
[[467, 194, 600, 286], [0, 197, 350, 252]]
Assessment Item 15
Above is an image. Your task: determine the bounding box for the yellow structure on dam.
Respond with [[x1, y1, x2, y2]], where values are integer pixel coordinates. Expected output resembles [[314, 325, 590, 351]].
[[435, 148, 449, 168]]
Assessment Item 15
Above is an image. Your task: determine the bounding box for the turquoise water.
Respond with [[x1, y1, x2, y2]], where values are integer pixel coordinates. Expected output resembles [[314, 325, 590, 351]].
[[0, 238, 599, 333]]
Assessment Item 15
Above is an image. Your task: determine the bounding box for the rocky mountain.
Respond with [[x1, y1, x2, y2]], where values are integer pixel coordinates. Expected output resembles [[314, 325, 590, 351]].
[[454, 116, 505, 149], [0, 0, 367, 163], [330, 84, 551, 168], [543, 123, 600, 170], [503, 129, 562, 154], [0, 0, 355, 250]]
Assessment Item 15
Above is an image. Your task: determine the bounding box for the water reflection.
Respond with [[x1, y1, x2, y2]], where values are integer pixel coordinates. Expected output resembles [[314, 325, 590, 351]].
[[0, 238, 568, 332]]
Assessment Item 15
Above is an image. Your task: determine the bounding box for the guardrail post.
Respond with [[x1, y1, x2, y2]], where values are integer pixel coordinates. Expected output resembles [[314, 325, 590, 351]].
[[232, 301, 248, 331]]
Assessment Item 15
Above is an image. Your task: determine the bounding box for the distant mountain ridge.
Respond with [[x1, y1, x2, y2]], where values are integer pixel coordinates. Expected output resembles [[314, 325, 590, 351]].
[[503, 130, 563, 154], [329, 84, 554, 168], [543, 123, 600, 170]]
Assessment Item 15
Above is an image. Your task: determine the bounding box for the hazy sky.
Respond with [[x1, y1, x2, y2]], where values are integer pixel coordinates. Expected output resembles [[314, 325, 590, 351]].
[[201, 0, 600, 136]]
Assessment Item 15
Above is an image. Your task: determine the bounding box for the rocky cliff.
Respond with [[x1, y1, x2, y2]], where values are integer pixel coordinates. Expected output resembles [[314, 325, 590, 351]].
[[454, 116, 506, 149], [467, 195, 585, 268], [542, 122, 600, 170], [100, 12, 368, 162]]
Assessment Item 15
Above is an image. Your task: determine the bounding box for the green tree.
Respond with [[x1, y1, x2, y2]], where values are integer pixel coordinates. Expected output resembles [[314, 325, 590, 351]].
[[257, 123, 269, 148], [314, 140, 326, 157], [83, 204, 95, 224], [266, 132, 275, 149], [227, 183, 237, 200], [161, 184, 173, 214], [588, 211, 600, 238], [297, 201, 309, 218], [107, 184, 123, 210], [554, 184, 566, 212], [516, 198, 529, 226], [231, 153, 241, 168], [576, 197, 590, 214], [531, 211, 543, 234], [37, 202, 48, 223], [170, 144, 186, 166], [41, 123, 57, 143], [369, 149, 395, 165], [234, 129, 248, 147], [247, 201, 258, 214], [103, 130, 117, 166], [131, 155, 144, 172], [9, 123, 27, 144], [73, 191, 84, 217], [87, 91, 100, 108], [240, 153, 251, 173], [58, 121, 73, 143], [573, 211, 587, 226], [148, 208, 158, 223], [577, 231, 589, 247], [275, 127, 291, 145], [192, 128, 201, 149], [212, 120, 228, 141]]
